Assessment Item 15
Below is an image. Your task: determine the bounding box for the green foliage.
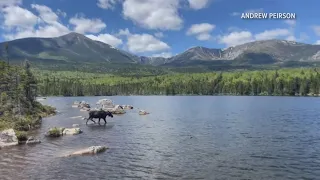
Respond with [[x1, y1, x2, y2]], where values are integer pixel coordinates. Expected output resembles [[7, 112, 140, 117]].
[[34, 68, 320, 96], [0, 59, 55, 132], [15, 131, 28, 141], [47, 127, 63, 137]]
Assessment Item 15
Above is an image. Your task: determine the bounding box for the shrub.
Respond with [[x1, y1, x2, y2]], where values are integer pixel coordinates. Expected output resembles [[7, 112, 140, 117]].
[[16, 131, 28, 141], [47, 127, 63, 137]]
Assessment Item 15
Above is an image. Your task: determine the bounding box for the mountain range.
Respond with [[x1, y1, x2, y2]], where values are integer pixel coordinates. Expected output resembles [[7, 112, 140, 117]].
[[1, 32, 320, 71]]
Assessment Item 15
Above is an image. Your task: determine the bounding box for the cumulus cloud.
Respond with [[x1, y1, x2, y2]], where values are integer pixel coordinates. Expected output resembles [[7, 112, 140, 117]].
[[122, 0, 183, 30], [188, 0, 209, 10], [151, 52, 172, 58], [2, 6, 38, 29], [69, 15, 106, 34], [127, 33, 170, 53], [56, 9, 67, 18], [316, 40, 320, 45], [86, 34, 123, 47], [97, 0, 119, 9], [186, 23, 215, 41], [219, 27, 300, 47], [255, 28, 291, 40], [218, 31, 254, 47], [2, 4, 72, 40], [117, 28, 131, 36], [0, 0, 22, 7]]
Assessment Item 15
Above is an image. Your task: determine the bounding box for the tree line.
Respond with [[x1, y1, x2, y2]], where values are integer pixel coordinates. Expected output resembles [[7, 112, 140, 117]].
[[35, 68, 320, 96], [0, 60, 55, 132]]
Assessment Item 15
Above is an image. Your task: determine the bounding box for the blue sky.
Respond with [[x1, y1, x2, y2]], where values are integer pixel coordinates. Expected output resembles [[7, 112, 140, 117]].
[[0, 0, 320, 57]]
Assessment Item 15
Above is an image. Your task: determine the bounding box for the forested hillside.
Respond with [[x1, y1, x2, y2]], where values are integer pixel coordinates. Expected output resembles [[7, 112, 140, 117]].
[[0, 60, 55, 132], [35, 68, 320, 96]]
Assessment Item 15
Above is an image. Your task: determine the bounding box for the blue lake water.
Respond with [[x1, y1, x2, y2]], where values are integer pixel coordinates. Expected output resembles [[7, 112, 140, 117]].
[[1, 96, 320, 180]]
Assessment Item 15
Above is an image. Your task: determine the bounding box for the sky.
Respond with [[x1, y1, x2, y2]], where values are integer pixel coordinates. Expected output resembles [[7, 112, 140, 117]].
[[0, 0, 319, 57]]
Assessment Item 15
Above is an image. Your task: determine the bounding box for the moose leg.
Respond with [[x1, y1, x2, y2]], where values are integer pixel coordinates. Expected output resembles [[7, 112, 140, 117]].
[[98, 118, 101, 125], [90, 118, 96, 124], [103, 118, 107, 124]]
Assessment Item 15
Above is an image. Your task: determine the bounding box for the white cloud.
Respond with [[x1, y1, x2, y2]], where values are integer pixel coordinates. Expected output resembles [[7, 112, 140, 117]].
[[97, 0, 119, 9], [127, 33, 170, 53], [2, 5, 70, 40], [187, 23, 215, 41], [2, 6, 38, 29], [255, 28, 291, 40], [187, 23, 215, 35], [315, 40, 320, 45], [312, 26, 320, 36], [152, 52, 172, 58], [122, 0, 183, 30], [218, 31, 254, 47], [86, 34, 123, 47], [117, 28, 131, 36], [286, 35, 296, 41], [188, 0, 209, 10], [219, 27, 302, 47], [284, 20, 296, 26], [56, 9, 67, 18], [69, 15, 106, 34], [196, 33, 211, 41], [0, 0, 21, 7], [31, 4, 59, 24], [154, 32, 164, 38]]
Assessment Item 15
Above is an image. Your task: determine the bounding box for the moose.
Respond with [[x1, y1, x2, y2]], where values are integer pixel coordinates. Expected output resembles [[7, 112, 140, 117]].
[[85, 110, 113, 125]]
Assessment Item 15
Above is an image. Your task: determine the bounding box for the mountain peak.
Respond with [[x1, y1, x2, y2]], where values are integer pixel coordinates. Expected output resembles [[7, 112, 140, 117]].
[[56, 32, 89, 40]]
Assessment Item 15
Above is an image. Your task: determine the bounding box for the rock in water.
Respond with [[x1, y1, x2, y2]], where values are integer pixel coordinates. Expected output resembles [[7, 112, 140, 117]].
[[0, 129, 19, 148], [26, 136, 41, 145], [62, 128, 82, 135], [67, 146, 108, 157]]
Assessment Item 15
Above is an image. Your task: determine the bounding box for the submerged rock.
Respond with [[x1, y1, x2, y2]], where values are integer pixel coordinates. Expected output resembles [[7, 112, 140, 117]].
[[67, 146, 108, 157], [0, 129, 18, 148], [62, 128, 82, 135]]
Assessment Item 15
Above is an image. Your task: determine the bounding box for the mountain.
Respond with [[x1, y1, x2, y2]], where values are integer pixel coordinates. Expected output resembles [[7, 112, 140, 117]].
[[0, 32, 139, 65], [1, 33, 320, 71], [162, 40, 320, 66]]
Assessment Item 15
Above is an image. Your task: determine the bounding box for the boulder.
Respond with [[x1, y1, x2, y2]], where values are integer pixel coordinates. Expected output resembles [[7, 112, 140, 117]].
[[26, 136, 41, 145], [0, 129, 19, 148], [62, 128, 82, 135], [139, 110, 150, 115], [80, 107, 90, 111], [67, 146, 108, 157]]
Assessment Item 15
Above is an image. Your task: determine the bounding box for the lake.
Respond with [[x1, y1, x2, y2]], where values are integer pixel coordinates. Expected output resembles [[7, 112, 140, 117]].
[[1, 96, 320, 180]]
